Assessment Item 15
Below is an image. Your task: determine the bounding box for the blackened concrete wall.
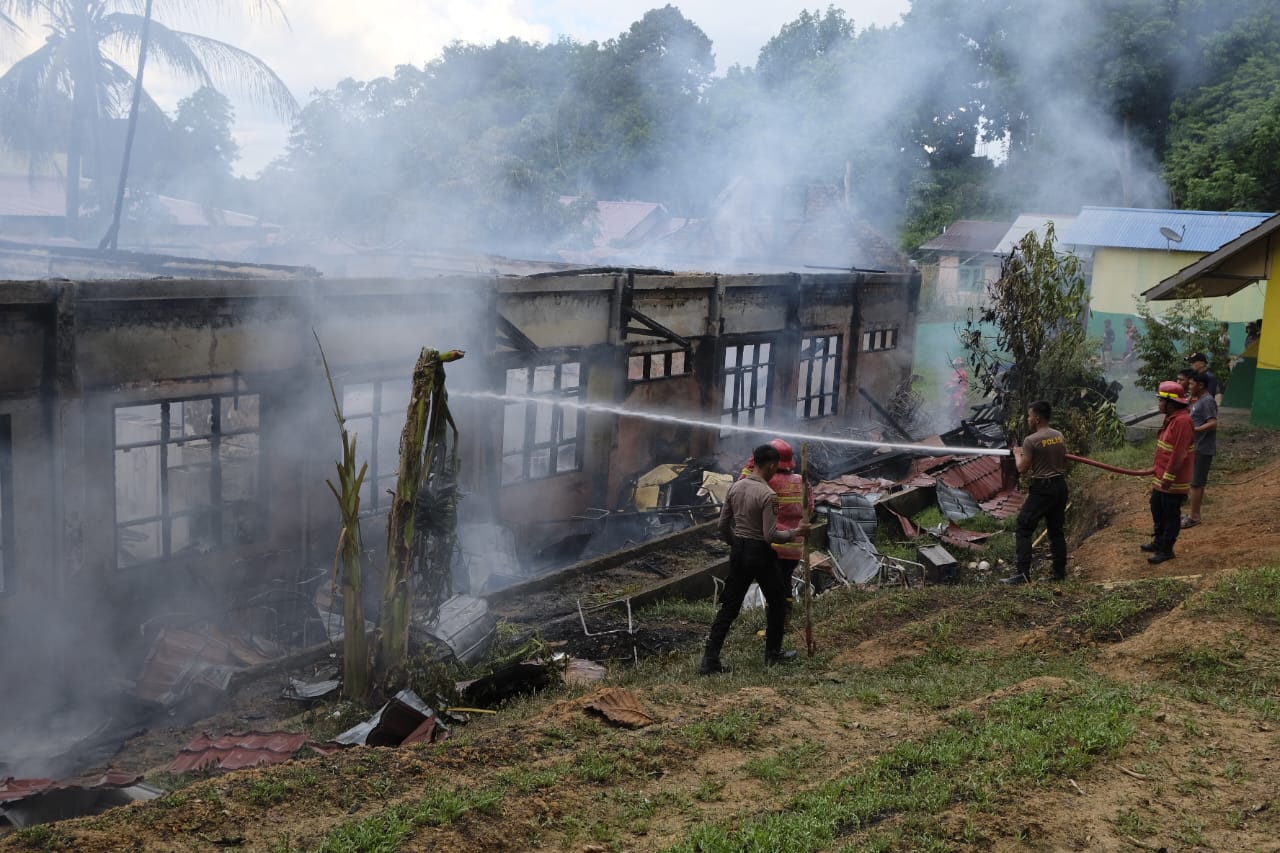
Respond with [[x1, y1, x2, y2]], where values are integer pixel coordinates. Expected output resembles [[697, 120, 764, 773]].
[[0, 266, 919, 647]]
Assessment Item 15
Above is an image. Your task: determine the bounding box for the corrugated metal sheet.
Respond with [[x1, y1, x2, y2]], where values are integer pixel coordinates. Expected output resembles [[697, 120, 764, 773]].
[[918, 220, 1012, 253], [936, 455, 1007, 503], [980, 491, 1025, 519], [169, 732, 310, 774], [1066, 206, 1270, 253], [136, 626, 240, 706], [812, 473, 893, 507], [995, 214, 1075, 253], [937, 481, 981, 521], [0, 771, 142, 805]]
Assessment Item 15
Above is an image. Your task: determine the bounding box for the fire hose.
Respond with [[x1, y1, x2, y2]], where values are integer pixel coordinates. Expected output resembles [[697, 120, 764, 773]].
[[1065, 453, 1151, 477]]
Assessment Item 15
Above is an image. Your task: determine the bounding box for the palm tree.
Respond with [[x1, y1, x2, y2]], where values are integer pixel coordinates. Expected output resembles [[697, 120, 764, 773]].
[[0, 0, 297, 234]]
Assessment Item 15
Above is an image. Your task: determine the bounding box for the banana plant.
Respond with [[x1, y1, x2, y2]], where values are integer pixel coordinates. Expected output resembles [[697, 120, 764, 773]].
[[376, 347, 463, 687], [315, 332, 370, 700]]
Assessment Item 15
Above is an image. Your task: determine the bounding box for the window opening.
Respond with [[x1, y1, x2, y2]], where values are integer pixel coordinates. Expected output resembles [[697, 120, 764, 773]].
[[796, 335, 841, 419], [957, 262, 986, 293], [860, 327, 899, 352], [114, 394, 264, 568], [627, 349, 690, 382], [341, 379, 411, 514], [720, 342, 772, 435], [502, 362, 582, 484]]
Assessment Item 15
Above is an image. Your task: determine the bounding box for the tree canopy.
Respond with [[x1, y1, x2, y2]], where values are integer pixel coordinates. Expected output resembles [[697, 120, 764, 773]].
[[7, 1, 1278, 250], [0, 0, 295, 232]]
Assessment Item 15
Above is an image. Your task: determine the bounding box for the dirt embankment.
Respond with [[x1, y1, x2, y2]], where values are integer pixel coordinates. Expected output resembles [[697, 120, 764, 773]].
[[3, 425, 1279, 852], [1070, 425, 1280, 583]]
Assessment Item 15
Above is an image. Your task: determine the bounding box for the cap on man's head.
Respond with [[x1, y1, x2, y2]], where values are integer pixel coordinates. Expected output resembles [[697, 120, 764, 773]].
[[1186, 351, 1208, 364]]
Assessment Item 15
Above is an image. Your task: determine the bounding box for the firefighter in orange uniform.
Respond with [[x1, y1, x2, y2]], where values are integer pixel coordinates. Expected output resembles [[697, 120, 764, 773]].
[[1140, 381, 1196, 564], [740, 439, 812, 622]]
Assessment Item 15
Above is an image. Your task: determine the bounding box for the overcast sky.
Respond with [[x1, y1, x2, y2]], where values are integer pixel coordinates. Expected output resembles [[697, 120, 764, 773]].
[[0, 0, 910, 174]]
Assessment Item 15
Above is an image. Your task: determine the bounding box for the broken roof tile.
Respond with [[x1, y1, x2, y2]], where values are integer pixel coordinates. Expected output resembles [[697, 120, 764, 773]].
[[979, 490, 1026, 519], [887, 508, 918, 539], [0, 771, 142, 805], [136, 626, 242, 706], [169, 731, 310, 774], [936, 455, 1007, 504]]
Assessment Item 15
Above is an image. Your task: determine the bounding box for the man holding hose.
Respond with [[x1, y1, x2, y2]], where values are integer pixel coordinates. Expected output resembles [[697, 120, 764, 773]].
[[1001, 400, 1069, 585]]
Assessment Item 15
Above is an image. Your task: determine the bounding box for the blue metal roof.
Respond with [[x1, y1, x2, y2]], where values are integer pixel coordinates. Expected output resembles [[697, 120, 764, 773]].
[[1064, 206, 1271, 253]]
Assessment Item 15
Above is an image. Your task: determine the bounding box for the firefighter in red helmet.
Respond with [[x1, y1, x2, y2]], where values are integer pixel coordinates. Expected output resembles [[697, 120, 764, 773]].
[[739, 438, 812, 625], [1140, 380, 1195, 564]]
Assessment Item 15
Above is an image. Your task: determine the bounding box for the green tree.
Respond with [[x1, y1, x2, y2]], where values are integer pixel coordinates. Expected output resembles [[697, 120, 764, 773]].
[[588, 5, 716, 209], [1165, 54, 1280, 210], [755, 6, 855, 90], [158, 85, 240, 206], [961, 224, 1122, 453], [1132, 296, 1227, 392], [0, 0, 295, 234]]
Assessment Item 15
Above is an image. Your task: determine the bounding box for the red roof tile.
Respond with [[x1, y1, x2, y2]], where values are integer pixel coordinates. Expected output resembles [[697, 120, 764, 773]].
[[979, 490, 1026, 519], [169, 731, 310, 774], [0, 771, 142, 805], [936, 455, 1008, 503], [136, 626, 240, 705]]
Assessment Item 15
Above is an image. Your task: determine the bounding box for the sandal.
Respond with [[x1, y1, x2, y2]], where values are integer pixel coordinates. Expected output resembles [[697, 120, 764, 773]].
[[1180, 517, 1201, 529]]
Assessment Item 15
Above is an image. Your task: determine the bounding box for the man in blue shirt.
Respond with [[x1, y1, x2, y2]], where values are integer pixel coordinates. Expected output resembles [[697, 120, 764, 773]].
[[1182, 370, 1218, 528], [1185, 352, 1221, 404]]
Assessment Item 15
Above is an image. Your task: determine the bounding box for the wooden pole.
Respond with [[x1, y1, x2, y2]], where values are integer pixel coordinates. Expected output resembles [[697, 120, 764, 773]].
[[802, 443, 815, 657]]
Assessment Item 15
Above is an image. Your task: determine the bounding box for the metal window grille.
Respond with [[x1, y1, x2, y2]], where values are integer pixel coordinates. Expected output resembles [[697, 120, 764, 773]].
[[113, 394, 264, 569], [502, 362, 583, 484], [720, 342, 772, 436], [796, 335, 841, 419], [860, 328, 899, 352], [340, 379, 411, 515], [627, 349, 690, 382]]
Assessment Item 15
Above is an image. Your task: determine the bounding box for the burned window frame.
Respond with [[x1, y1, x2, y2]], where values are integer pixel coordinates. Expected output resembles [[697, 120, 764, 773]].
[[796, 333, 842, 419], [502, 358, 584, 485], [720, 340, 773, 436], [0, 415, 12, 596], [627, 347, 692, 383], [860, 327, 899, 352], [339, 376, 412, 516], [112, 393, 266, 569]]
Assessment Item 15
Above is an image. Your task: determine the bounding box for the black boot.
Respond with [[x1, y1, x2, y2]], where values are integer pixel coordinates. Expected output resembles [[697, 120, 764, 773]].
[[1147, 551, 1176, 565], [765, 650, 797, 665], [699, 656, 730, 675], [699, 636, 730, 675], [1000, 569, 1030, 585], [1139, 541, 1159, 553]]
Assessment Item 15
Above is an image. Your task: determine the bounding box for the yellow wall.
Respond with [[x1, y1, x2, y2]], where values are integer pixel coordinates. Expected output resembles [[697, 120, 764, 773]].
[[1251, 243, 1280, 426], [1090, 247, 1267, 320]]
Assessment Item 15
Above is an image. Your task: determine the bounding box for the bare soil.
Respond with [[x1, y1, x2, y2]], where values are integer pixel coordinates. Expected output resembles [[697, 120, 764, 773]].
[[3, 422, 1279, 852]]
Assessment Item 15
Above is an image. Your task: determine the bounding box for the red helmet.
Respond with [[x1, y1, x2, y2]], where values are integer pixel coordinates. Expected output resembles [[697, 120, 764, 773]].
[[769, 438, 795, 467], [1157, 380, 1189, 405]]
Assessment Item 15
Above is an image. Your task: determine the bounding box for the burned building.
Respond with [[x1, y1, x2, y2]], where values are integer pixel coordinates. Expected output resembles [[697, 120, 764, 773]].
[[0, 248, 920, 713]]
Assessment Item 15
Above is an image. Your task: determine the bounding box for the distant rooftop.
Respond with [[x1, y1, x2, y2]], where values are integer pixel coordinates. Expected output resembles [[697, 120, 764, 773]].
[[917, 220, 1012, 253], [0, 238, 313, 281], [0, 175, 273, 230], [1065, 206, 1271, 253], [994, 214, 1076, 254]]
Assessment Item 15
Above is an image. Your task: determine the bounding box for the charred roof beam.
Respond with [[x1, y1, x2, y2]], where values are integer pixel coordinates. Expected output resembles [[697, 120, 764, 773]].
[[622, 306, 690, 349], [496, 313, 538, 352]]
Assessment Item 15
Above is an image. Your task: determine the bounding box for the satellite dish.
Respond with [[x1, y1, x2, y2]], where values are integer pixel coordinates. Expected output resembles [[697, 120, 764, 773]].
[[1160, 225, 1184, 243]]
